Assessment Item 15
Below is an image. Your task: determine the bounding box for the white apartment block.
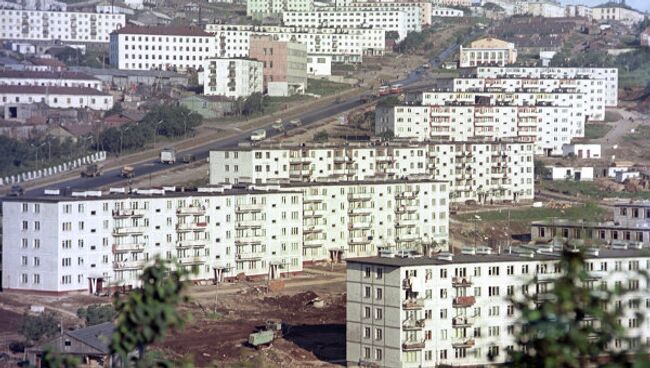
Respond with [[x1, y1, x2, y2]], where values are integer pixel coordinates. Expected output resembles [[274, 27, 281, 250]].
[[431, 0, 470, 6], [592, 4, 645, 25], [325, 4, 426, 27], [346, 247, 650, 367], [2, 186, 304, 294], [206, 24, 385, 63], [209, 140, 535, 204], [255, 179, 449, 262], [282, 10, 412, 41], [452, 77, 606, 121], [515, 1, 565, 18], [247, 0, 314, 17], [375, 103, 584, 156], [336, 1, 432, 26], [0, 85, 113, 110], [475, 67, 619, 107], [203, 58, 263, 98], [109, 25, 215, 72], [0, 9, 125, 43], [431, 6, 464, 17], [0, 70, 102, 91]]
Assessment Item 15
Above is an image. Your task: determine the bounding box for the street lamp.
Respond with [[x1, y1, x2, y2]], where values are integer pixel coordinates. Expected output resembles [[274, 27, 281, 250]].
[[473, 215, 481, 249], [120, 125, 131, 156]]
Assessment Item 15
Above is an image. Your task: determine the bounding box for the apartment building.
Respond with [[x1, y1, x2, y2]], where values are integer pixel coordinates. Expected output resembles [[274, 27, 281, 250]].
[[249, 35, 308, 97], [282, 9, 412, 41], [324, 4, 425, 28], [256, 179, 449, 262], [531, 201, 650, 247], [431, 0, 470, 6], [459, 37, 517, 68], [346, 246, 650, 367], [206, 24, 385, 63], [246, 0, 314, 18], [0, 9, 125, 43], [374, 103, 584, 156], [452, 76, 606, 121], [2, 186, 304, 294], [203, 58, 263, 98], [431, 6, 464, 17], [209, 140, 535, 204], [109, 25, 215, 72], [592, 3, 645, 25], [0, 85, 113, 110], [475, 66, 619, 107], [0, 70, 103, 91]]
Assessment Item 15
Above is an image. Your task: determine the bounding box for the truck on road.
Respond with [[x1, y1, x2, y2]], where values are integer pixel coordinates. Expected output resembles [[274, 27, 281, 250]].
[[81, 164, 102, 178], [121, 166, 135, 178], [160, 148, 176, 164]]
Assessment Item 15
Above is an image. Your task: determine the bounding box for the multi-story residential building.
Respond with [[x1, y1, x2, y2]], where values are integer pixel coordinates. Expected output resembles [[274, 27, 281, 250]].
[[459, 37, 517, 68], [249, 35, 308, 97], [475, 67, 619, 107], [565, 4, 593, 19], [531, 201, 650, 247], [256, 178, 449, 262], [431, 0, 470, 6], [209, 140, 535, 204], [246, 0, 314, 18], [206, 24, 385, 63], [282, 9, 412, 41], [452, 76, 607, 121], [375, 102, 584, 156], [0, 9, 125, 43], [431, 6, 464, 17], [592, 2, 645, 25], [203, 58, 263, 98], [514, 0, 565, 18], [346, 246, 650, 367], [2, 186, 304, 294], [0, 85, 113, 110], [324, 4, 425, 27], [0, 70, 103, 91], [641, 26, 650, 47], [109, 25, 215, 72]]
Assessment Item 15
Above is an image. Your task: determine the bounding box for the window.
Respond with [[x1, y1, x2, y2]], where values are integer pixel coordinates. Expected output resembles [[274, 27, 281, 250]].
[[375, 328, 383, 340], [363, 306, 371, 319], [364, 267, 371, 278], [488, 346, 500, 358], [375, 348, 383, 361], [364, 286, 371, 298], [376, 268, 383, 280], [376, 287, 383, 300], [364, 327, 371, 339], [440, 308, 447, 319], [375, 308, 383, 320]]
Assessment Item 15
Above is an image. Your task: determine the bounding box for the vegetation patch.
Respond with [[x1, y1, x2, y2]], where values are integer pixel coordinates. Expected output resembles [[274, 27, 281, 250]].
[[455, 202, 608, 225], [542, 180, 650, 200], [584, 124, 612, 139]]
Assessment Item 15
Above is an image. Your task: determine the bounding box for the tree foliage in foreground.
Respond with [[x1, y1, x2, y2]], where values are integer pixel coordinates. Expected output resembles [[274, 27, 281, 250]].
[[506, 248, 649, 368], [20, 311, 59, 343]]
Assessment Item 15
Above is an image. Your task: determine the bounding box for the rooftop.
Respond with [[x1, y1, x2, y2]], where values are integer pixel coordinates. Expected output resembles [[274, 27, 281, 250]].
[[112, 24, 211, 37], [0, 85, 109, 96], [0, 70, 99, 81], [69, 66, 187, 79]]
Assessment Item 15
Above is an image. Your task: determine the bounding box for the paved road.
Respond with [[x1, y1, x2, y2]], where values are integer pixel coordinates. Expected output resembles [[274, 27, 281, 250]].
[[26, 41, 463, 194]]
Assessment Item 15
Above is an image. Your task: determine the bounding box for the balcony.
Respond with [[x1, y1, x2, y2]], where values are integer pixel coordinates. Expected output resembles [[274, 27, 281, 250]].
[[303, 197, 323, 204], [534, 293, 556, 303], [348, 207, 372, 216], [395, 192, 418, 200], [348, 237, 371, 245], [176, 239, 206, 248], [112, 242, 145, 253], [402, 339, 426, 350], [452, 276, 472, 287], [402, 318, 425, 330], [112, 209, 146, 218], [235, 236, 263, 245], [348, 221, 372, 230], [176, 222, 208, 231], [402, 298, 425, 310], [303, 227, 324, 234], [452, 338, 475, 348], [303, 209, 325, 218], [177, 206, 206, 216], [113, 260, 145, 270], [348, 192, 372, 201], [304, 238, 324, 248], [395, 206, 417, 214], [396, 234, 419, 243], [452, 316, 475, 327], [179, 257, 206, 266], [333, 155, 351, 163], [395, 219, 418, 228], [235, 220, 263, 230], [236, 203, 263, 213], [535, 273, 557, 283], [113, 226, 146, 235], [289, 155, 311, 164], [453, 296, 476, 308], [236, 253, 263, 261]]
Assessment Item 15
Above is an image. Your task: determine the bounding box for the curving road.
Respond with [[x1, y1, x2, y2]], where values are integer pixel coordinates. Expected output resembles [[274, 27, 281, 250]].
[[26, 40, 464, 194]]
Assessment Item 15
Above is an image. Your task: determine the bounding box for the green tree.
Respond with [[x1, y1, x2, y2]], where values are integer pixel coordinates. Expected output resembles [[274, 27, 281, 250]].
[[242, 92, 265, 116], [20, 312, 60, 343], [76, 304, 115, 326], [313, 131, 329, 143], [385, 31, 400, 40], [506, 248, 648, 367], [110, 258, 192, 364], [376, 95, 401, 108], [40, 348, 81, 368]]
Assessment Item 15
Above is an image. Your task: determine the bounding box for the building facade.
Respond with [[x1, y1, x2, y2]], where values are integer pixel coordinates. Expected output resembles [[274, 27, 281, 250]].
[[334, 1, 431, 26], [246, 0, 314, 18], [206, 24, 385, 63], [0, 70, 103, 91], [0, 85, 113, 110], [282, 9, 412, 41], [209, 140, 535, 204], [109, 25, 215, 72], [592, 4, 645, 24], [0, 9, 125, 43], [203, 58, 263, 98], [531, 202, 650, 247], [346, 247, 650, 367], [459, 37, 517, 68], [2, 186, 304, 293], [475, 67, 619, 107], [249, 35, 308, 97], [431, 6, 463, 17]]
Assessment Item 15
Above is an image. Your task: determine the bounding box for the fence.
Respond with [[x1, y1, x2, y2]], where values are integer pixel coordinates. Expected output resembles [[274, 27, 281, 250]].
[[0, 151, 107, 186]]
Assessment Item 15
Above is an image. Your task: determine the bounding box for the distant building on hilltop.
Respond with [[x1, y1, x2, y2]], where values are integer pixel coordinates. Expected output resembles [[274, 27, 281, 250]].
[[641, 27, 650, 47], [592, 1, 645, 25]]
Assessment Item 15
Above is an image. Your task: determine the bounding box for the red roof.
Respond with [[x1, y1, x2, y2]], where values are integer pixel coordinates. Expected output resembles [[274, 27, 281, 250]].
[[0, 70, 99, 81], [0, 85, 109, 96], [112, 25, 211, 37]]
